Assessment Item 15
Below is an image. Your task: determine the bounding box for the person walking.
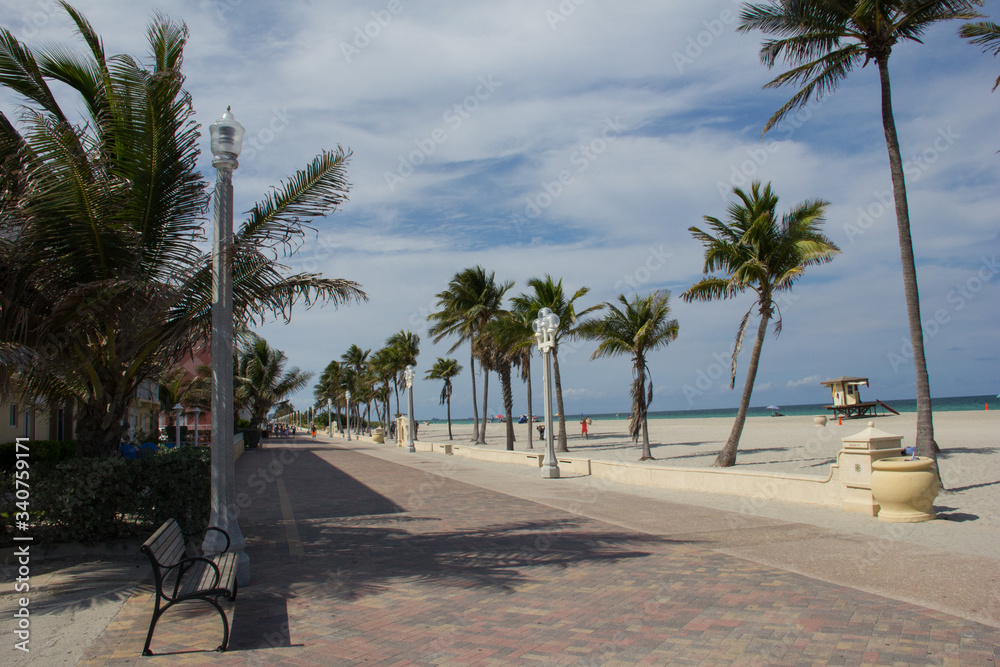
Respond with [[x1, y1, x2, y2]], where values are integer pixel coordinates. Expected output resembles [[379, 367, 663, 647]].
[[580, 416, 589, 439], [310, 423, 317, 439]]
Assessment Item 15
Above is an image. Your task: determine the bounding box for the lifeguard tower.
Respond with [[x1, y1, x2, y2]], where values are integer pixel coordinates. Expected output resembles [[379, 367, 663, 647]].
[[821, 376, 898, 419]]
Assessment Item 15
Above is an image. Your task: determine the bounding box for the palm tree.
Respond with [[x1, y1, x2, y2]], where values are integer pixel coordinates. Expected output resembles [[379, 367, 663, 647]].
[[426, 358, 463, 440], [427, 267, 512, 444], [960, 20, 1000, 89], [314, 359, 344, 432], [341, 345, 370, 434], [511, 275, 600, 452], [385, 330, 420, 416], [234, 336, 312, 429], [504, 305, 539, 449], [482, 312, 532, 450], [576, 292, 679, 460], [736, 1, 981, 465], [0, 4, 365, 456], [682, 182, 838, 467]]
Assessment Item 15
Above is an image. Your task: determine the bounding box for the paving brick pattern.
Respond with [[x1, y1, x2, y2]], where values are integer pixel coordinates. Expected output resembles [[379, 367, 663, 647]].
[[80, 439, 1000, 666]]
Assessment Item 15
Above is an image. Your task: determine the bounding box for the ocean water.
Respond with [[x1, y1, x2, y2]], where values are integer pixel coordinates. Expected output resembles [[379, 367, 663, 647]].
[[439, 394, 995, 424]]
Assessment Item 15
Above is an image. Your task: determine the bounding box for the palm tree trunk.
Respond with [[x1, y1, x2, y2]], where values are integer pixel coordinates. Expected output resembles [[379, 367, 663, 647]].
[[469, 349, 479, 442], [446, 388, 453, 440], [715, 310, 770, 467], [501, 364, 515, 450], [526, 356, 534, 450], [478, 369, 489, 444], [552, 346, 569, 452], [877, 58, 938, 468], [637, 358, 653, 460]]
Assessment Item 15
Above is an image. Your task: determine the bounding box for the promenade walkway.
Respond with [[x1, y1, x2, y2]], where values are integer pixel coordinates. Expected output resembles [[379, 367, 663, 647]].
[[80, 435, 1000, 665]]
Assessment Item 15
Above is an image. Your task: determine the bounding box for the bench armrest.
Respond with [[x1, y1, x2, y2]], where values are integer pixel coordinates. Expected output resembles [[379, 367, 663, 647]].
[[203, 526, 231, 553], [170, 556, 222, 599]]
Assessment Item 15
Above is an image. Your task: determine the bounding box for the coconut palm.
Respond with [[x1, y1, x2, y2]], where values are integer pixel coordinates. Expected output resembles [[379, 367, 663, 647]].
[[426, 358, 463, 440], [736, 0, 981, 464], [341, 345, 370, 433], [234, 336, 312, 429], [960, 20, 1000, 89], [682, 182, 838, 467], [576, 292, 679, 460], [385, 330, 420, 416], [482, 312, 533, 450], [427, 267, 512, 444], [511, 276, 600, 452], [0, 4, 365, 456], [504, 305, 539, 449], [314, 359, 345, 432]]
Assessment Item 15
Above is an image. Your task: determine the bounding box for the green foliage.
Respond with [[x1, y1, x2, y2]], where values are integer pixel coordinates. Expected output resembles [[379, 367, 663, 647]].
[[239, 428, 262, 449], [0, 440, 75, 473], [0, 447, 210, 545]]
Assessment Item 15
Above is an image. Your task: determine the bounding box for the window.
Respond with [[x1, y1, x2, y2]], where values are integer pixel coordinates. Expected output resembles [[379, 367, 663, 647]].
[[9, 404, 16, 428]]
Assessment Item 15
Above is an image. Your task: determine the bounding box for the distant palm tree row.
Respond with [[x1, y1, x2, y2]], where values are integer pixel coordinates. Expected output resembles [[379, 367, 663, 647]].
[[312, 331, 421, 435]]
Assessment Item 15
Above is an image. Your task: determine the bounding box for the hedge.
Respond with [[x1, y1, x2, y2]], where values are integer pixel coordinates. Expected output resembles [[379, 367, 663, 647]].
[[0, 440, 76, 473], [0, 446, 210, 545]]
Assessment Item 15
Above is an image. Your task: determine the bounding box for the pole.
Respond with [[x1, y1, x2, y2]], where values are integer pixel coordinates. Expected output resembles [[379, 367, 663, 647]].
[[541, 344, 559, 478], [407, 376, 416, 453]]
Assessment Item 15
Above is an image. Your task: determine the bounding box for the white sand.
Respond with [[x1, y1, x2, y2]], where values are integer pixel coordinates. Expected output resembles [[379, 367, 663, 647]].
[[414, 410, 1000, 539]]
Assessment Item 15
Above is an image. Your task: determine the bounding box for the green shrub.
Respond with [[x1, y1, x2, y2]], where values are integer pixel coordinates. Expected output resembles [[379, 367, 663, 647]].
[[238, 428, 261, 449], [0, 440, 76, 473], [0, 446, 210, 545]]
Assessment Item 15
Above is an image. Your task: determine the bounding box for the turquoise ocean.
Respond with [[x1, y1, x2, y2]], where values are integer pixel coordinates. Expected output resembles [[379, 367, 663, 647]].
[[441, 394, 996, 424]]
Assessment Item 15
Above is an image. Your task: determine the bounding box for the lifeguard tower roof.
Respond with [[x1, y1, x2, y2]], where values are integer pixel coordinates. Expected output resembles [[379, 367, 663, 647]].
[[821, 376, 868, 386]]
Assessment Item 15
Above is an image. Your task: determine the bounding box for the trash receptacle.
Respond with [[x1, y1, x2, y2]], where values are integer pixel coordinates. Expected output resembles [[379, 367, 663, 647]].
[[372, 427, 385, 444]]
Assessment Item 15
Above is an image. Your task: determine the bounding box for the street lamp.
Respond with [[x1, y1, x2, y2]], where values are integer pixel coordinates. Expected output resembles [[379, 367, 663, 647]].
[[204, 107, 249, 585], [533, 307, 561, 479], [327, 398, 333, 437], [172, 403, 184, 449], [345, 391, 352, 441], [192, 407, 201, 447], [404, 365, 416, 453]]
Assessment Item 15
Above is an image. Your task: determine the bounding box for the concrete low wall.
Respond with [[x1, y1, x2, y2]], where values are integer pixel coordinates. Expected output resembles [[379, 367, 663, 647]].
[[588, 459, 842, 508], [451, 445, 544, 468]]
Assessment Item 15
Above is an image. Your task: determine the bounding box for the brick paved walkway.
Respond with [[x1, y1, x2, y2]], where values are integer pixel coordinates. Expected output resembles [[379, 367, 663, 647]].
[[81, 438, 1000, 665]]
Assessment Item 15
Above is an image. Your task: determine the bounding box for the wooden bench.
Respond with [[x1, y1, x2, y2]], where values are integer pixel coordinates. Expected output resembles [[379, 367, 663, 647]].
[[139, 518, 239, 655]]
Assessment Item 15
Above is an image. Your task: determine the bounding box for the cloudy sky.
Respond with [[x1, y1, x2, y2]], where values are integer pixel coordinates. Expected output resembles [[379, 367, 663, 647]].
[[4, 0, 998, 419]]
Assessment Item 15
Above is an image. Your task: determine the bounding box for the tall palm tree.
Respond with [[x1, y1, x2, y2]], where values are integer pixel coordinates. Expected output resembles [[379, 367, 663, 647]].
[[234, 336, 312, 429], [737, 0, 981, 465], [505, 305, 539, 449], [341, 344, 370, 434], [576, 292, 679, 461], [426, 358, 463, 440], [682, 182, 838, 467], [314, 359, 344, 432], [960, 20, 1000, 89], [0, 4, 365, 456], [511, 275, 599, 452], [482, 312, 532, 450], [385, 330, 420, 416], [427, 267, 512, 444]]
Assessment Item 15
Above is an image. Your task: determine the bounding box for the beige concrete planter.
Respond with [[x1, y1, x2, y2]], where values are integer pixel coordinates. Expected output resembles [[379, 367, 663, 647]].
[[372, 428, 385, 444], [871, 456, 939, 522]]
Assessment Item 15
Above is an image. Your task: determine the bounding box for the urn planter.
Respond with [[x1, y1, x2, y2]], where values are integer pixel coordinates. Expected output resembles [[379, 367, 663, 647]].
[[871, 456, 939, 522]]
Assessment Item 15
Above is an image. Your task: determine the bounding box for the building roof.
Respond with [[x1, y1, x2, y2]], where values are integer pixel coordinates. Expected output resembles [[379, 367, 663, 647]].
[[820, 376, 868, 386]]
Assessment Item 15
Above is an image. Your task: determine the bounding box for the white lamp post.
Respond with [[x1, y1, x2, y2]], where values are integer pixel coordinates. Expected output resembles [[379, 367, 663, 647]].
[[172, 403, 184, 449], [533, 307, 561, 479], [404, 365, 416, 453], [192, 407, 201, 446], [327, 398, 333, 437], [204, 107, 249, 585], [346, 391, 352, 441]]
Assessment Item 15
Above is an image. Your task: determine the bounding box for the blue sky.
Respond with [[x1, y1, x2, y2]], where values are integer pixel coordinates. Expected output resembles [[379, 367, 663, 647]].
[[3, 1, 998, 419]]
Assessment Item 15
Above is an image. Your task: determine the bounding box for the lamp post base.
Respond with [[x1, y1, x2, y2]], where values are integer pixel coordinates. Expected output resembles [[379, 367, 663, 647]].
[[541, 463, 560, 479]]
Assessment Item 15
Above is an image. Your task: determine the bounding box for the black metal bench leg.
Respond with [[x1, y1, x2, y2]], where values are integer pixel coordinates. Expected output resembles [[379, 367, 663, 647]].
[[205, 597, 231, 652], [142, 601, 168, 656]]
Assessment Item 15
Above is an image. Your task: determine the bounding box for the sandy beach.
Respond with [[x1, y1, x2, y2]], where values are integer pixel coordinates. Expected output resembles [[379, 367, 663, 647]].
[[412, 409, 999, 554]]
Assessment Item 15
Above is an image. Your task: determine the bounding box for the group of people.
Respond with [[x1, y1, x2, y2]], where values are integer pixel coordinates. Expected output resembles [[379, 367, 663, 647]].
[[264, 422, 296, 438]]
